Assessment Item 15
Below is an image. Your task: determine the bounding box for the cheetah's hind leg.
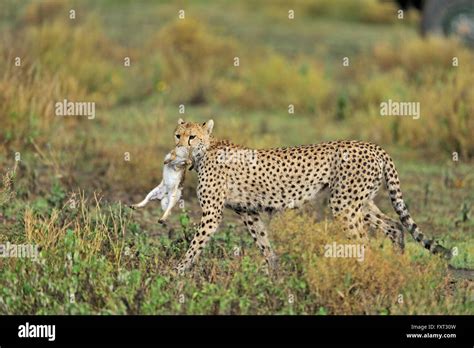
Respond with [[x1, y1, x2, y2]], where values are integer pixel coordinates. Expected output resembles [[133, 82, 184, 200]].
[[362, 201, 404, 252]]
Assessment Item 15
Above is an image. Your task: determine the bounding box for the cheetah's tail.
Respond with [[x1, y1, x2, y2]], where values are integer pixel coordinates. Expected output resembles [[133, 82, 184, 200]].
[[382, 154, 452, 259]]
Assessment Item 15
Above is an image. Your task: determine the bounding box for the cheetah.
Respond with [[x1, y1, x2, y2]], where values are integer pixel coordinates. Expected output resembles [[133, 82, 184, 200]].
[[132, 146, 191, 223], [172, 118, 451, 274]]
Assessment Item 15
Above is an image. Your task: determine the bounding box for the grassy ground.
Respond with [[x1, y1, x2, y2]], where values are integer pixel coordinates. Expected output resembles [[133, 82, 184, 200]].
[[0, 0, 473, 314]]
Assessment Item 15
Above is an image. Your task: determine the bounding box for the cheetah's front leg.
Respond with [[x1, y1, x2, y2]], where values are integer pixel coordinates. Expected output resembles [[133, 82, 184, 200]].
[[176, 200, 224, 275]]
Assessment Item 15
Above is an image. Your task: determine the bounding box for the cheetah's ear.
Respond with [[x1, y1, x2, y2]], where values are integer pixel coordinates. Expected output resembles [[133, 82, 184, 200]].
[[177, 118, 185, 125], [202, 119, 214, 135]]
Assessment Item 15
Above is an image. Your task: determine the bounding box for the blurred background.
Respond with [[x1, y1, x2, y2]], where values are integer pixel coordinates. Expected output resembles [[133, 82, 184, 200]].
[[1, 0, 474, 228], [0, 0, 473, 315], [1, 0, 473, 195], [1, 0, 473, 224]]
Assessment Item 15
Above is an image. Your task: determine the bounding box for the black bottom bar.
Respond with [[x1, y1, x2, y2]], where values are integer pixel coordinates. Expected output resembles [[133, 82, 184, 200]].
[[0, 315, 471, 347]]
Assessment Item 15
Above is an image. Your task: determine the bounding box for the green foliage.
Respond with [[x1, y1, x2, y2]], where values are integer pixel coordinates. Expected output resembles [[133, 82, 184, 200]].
[[0, 185, 472, 314]]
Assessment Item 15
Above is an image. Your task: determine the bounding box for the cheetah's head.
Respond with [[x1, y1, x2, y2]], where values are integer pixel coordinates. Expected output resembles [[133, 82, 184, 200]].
[[174, 118, 214, 161]]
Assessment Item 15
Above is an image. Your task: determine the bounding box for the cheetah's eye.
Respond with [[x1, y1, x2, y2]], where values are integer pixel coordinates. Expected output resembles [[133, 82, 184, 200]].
[[175, 134, 180, 139], [189, 135, 196, 140]]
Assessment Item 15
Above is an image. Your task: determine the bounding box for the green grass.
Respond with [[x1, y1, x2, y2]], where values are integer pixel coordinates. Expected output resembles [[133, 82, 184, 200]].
[[1, 179, 472, 314]]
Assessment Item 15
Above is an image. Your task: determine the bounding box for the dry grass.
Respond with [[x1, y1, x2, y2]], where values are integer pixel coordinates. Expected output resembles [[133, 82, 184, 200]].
[[153, 19, 238, 104], [271, 210, 471, 314], [261, 0, 402, 24], [339, 37, 474, 158], [214, 54, 332, 114]]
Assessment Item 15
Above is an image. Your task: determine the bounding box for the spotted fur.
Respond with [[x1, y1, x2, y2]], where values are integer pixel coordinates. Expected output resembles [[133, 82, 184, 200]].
[[173, 119, 451, 274]]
